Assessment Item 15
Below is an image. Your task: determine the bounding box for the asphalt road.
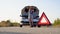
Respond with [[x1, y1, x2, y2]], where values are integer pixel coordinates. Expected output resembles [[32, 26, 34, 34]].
[[0, 27, 60, 34]]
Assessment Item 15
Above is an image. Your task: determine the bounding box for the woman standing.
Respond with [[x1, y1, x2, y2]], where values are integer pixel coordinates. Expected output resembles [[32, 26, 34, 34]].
[[28, 7, 34, 27]]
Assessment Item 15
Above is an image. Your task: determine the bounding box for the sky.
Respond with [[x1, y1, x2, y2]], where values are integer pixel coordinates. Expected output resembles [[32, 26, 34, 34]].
[[0, 0, 60, 23]]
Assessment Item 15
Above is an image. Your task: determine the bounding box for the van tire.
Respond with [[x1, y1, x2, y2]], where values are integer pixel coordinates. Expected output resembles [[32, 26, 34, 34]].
[[38, 25, 41, 27], [20, 25, 22, 27]]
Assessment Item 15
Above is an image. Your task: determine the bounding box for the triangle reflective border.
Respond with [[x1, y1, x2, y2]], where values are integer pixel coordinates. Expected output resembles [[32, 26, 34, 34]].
[[38, 12, 51, 25]]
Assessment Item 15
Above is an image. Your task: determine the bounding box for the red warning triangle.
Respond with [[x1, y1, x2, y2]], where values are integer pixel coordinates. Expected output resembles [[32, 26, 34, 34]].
[[38, 12, 51, 25]]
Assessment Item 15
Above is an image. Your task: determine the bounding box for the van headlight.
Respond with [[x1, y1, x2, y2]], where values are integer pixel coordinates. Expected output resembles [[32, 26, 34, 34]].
[[20, 22, 23, 25]]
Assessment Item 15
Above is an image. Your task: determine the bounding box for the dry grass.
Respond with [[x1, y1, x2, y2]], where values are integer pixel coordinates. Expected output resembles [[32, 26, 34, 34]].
[[0, 20, 20, 27]]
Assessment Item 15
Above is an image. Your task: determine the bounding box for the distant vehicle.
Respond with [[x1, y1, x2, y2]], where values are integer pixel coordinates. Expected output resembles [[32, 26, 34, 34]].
[[20, 6, 39, 27]]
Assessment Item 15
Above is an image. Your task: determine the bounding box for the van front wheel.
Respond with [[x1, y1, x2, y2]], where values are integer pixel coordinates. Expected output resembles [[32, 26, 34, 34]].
[[20, 25, 22, 27]]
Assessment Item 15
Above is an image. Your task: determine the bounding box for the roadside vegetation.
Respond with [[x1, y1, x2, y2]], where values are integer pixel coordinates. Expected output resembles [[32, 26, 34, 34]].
[[53, 18, 60, 27], [0, 18, 60, 27], [0, 20, 20, 27]]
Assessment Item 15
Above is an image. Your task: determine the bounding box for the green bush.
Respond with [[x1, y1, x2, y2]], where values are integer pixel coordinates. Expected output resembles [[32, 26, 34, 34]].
[[53, 18, 60, 27]]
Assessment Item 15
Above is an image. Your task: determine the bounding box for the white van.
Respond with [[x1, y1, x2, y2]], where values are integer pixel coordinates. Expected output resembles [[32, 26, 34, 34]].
[[20, 6, 39, 27]]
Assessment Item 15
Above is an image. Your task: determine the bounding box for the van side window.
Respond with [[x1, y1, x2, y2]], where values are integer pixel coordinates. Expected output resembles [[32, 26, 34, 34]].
[[34, 8, 36, 12], [25, 8, 28, 13]]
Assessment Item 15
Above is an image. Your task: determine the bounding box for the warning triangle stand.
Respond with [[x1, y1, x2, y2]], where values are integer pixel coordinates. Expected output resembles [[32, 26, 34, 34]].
[[38, 12, 51, 26]]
